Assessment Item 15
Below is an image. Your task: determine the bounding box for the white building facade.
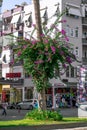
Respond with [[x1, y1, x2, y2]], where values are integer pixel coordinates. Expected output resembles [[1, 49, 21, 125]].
[[0, 0, 86, 107]]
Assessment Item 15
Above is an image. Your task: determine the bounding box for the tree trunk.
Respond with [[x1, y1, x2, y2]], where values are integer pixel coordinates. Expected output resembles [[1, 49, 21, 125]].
[[33, 0, 46, 110], [33, 0, 42, 41], [38, 87, 46, 110]]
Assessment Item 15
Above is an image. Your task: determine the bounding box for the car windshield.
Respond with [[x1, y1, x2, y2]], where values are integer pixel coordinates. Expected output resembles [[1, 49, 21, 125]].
[[27, 100, 33, 103]]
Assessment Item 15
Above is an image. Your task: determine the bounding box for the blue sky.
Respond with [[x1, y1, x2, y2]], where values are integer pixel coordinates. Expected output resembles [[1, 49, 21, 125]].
[[2, 0, 31, 12]]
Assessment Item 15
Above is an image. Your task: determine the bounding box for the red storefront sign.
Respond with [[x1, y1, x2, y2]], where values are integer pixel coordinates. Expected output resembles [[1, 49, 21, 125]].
[[6, 73, 21, 78]]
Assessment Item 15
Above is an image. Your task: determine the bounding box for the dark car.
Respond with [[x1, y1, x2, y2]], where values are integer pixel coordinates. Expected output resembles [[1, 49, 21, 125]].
[[7, 103, 17, 109]]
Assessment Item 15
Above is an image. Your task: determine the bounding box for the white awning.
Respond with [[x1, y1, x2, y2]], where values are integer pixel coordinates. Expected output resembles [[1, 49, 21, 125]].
[[49, 78, 67, 88], [69, 8, 81, 16], [23, 14, 31, 22], [40, 9, 47, 18], [40, 9, 48, 23], [11, 14, 21, 23]]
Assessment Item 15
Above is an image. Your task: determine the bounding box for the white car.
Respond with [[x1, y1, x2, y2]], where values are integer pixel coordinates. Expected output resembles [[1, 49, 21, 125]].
[[17, 99, 39, 110]]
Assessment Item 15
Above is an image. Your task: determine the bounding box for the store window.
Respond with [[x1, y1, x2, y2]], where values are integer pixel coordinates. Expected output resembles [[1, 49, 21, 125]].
[[25, 88, 33, 99]]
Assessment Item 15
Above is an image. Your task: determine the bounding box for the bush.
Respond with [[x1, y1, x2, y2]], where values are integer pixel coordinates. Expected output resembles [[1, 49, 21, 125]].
[[25, 109, 63, 121]]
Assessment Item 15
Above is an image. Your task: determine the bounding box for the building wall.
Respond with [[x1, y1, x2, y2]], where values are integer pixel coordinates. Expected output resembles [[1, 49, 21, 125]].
[[0, 0, 85, 102]]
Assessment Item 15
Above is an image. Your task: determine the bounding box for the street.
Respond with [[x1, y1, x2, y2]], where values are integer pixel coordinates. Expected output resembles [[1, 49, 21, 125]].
[[0, 108, 29, 121], [0, 107, 78, 121], [0, 108, 87, 130]]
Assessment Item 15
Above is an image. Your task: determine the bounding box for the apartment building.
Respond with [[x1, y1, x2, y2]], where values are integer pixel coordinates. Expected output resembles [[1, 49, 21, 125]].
[[0, 0, 3, 102], [0, 0, 86, 107]]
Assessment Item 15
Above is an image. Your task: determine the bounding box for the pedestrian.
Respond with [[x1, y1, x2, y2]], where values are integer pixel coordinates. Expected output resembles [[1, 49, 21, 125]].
[[2, 102, 7, 116]]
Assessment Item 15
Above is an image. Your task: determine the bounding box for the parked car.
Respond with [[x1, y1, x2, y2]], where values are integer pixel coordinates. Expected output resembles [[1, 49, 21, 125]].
[[7, 103, 17, 109], [16, 99, 39, 110]]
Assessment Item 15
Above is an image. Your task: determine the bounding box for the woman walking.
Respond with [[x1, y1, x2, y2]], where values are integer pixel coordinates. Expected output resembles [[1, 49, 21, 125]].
[[2, 102, 7, 116]]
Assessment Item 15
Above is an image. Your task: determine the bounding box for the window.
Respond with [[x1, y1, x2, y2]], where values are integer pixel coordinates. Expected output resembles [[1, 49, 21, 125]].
[[74, 67, 77, 77], [14, 53, 17, 60], [65, 26, 70, 36], [55, 69, 59, 77], [66, 66, 76, 78], [66, 66, 69, 77], [25, 72, 30, 78], [75, 27, 78, 37], [71, 67, 74, 77], [75, 47, 79, 57], [70, 28, 74, 37], [66, 7, 69, 16], [71, 48, 74, 54]]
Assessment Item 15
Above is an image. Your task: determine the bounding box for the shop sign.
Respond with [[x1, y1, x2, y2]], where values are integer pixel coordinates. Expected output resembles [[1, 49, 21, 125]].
[[6, 72, 21, 78]]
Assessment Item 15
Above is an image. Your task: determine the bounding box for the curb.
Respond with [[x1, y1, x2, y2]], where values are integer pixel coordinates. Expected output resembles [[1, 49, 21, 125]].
[[0, 122, 87, 130]]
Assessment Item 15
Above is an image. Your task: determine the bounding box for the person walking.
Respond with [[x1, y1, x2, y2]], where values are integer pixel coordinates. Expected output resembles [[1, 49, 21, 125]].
[[2, 102, 7, 116]]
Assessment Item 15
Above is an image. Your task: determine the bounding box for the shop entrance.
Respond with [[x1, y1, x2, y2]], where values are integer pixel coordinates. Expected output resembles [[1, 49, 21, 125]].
[[46, 87, 77, 108]]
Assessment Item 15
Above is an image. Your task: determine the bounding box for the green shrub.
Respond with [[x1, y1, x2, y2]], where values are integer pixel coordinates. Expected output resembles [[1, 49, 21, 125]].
[[25, 109, 63, 121]]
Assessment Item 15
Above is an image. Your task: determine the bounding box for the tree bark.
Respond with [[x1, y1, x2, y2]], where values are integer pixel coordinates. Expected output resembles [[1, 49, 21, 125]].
[[33, 0, 46, 110], [33, 0, 42, 41]]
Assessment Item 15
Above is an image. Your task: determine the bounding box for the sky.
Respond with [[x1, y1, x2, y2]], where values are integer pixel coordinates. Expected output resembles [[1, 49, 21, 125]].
[[1, 0, 31, 12]]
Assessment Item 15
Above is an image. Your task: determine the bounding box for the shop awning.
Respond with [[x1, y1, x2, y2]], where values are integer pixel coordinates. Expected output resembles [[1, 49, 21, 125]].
[[69, 7, 81, 16], [23, 14, 31, 22], [49, 78, 67, 88], [11, 14, 21, 23]]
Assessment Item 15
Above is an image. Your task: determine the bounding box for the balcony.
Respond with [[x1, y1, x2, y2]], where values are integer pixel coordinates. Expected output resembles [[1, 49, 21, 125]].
[[13, 6, 23, 13], [3, 24, 13, 34], [0, 78, 24, 85], [13, 60, 23, 66], [82, 38, 87, 45], [82, 57, 87, 64], [3, 10, 12, 18], [81, 0, 87, 4], [82, 18, 87, 25]]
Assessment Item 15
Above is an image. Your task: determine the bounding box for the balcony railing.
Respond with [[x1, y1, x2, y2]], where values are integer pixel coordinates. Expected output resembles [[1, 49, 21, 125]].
[[3, 10, 12, 18], [82, 38, 87, 45], [82, 57, 87, 64], [13, 7, 23, 13], [13, 60, 23, 66], [82, 18, 87, 25], [81, 0, 87, 4], [3, 24, 13, 34], [0, 78, 24, 85]]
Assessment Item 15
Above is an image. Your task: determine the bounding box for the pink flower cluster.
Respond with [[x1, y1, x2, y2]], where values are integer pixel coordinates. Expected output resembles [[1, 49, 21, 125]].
[[51, 46, 56, 54], [34, 60, 44, 64]]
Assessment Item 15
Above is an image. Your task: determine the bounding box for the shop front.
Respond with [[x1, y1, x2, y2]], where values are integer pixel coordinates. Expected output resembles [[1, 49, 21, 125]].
[[46, 82, 77, 108], [2, 85, 10, 102]]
